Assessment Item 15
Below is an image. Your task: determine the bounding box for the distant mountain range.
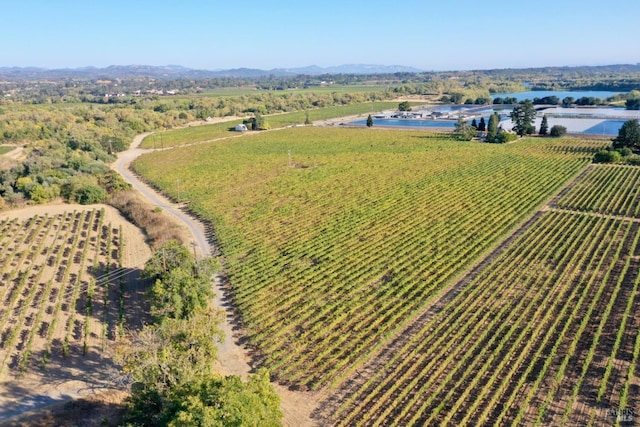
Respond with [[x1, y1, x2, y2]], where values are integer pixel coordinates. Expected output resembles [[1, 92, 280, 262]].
[[0, 64, 425, 80]]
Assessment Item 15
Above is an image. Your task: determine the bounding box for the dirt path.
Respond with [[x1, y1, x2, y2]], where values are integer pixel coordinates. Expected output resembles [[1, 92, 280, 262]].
[[112, 132, 253, 377], [114, 126, 329, 426]]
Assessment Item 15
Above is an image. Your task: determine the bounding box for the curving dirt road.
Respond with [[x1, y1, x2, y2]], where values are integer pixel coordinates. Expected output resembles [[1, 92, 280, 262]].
[[112, 132, 252, 378], [114, 125, 327, 426]]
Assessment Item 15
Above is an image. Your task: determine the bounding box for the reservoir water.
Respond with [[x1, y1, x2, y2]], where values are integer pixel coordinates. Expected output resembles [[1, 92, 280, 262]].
[[492, 90, 624, 102], [350, 118, 625, 135]]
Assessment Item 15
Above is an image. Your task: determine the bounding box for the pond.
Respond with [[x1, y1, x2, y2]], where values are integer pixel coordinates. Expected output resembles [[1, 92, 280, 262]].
[[350, 119, 457, 129], [492, 90, 625, 102], [350, 116, 627, 136]]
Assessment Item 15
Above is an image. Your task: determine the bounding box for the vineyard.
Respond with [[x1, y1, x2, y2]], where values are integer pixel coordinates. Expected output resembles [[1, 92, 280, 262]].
[[132, 127, 608, 395], [0, 205, 150, 410], [554, 164, 640, 217], [319, 163, 640, 425]]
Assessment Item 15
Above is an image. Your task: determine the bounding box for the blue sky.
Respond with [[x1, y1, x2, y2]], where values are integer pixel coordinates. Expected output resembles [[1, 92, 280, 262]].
[[1, 0, 638, 71]]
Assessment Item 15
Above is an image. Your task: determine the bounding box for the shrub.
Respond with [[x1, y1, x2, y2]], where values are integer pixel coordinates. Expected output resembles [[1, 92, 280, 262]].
[[616, 147, 633, 157], [76, 184, 107, 204], [594, 150, 622, 163], [626, 155, 640, 166], [62, 175, 107, 204], [549, 125, 567, 137], [496, 131, 518, 143]]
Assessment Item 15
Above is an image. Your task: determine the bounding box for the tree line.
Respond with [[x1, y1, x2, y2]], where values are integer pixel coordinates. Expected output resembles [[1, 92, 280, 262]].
[[455, 100, 568, 142]]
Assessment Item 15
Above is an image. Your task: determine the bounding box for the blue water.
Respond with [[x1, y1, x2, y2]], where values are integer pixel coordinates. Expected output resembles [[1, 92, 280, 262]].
[[351, 119, 457, 128], [493, 90, 624, 102], [350, 117, 624, 136], [582, 120, 626, 136]]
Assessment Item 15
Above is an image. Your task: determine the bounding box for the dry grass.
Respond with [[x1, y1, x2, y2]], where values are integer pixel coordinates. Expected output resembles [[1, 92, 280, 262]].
[[107, 190, 189, 249]]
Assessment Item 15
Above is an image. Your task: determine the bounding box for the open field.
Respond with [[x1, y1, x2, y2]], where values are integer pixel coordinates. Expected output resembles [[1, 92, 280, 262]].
[[0, 204, 151, 420], [138, 102, 420, 149], [133, 127, 608, 397]]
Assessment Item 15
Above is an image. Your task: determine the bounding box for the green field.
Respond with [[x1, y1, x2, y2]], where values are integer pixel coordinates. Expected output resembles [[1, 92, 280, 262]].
[[138, 102, 420, 149], [133, 128, 606, 393]]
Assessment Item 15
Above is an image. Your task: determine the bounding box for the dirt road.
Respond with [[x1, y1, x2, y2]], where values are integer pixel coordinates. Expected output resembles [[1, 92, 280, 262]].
[[112, 132, 253, 379], [114, 126, 327, 426]]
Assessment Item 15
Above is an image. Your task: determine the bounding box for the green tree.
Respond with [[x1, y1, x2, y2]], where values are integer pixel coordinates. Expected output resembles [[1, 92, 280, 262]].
[[510, 100, 536, 136], [166, 369, 282, 427], [454, 117, 475, 141], [143, 241, 212, 321], [117, 312, 224, 395], [366, 114, 373, 128], [539, 115, 549, 136], [627, 99, 640, 110], [252, 113, 265, 130], [304, 110, 311, 125], [477, 117, 486, 132], [487, 112, 499, 142], [612, 119, 640, 150], [398, 101, 411, 111], [470, 118, 478, 129], [143, 240, 193, 279], [550, 125, 567, 137], [148, 266, 212, 321], [496, 130, 518, 143], [562, 97, 574, 107], [118, 315, 282, 427], [61, 175, 107, 204], [450, 93, 465, 104]]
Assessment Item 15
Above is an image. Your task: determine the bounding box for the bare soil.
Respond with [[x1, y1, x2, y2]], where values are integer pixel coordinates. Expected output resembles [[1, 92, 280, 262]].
[[0, 203, 151, 424]]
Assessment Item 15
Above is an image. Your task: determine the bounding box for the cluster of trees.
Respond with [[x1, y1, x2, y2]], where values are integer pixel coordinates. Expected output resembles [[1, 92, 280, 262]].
[[455, 113, 516, 143], [117, 241, 282, 426], [242, 113, 270, 131], [456, 102, 570, 143], [0, 88, 393, 210], [0, 136, 131, 206], [623, 90, 640, 110], [493, 95, 611, 107]]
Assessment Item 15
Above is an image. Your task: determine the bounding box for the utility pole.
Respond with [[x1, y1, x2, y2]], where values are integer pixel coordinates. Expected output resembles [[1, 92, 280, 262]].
[[190, 241, 197, 260]]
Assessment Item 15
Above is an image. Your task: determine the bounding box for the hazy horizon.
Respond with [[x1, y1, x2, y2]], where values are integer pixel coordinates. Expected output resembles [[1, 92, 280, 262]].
[[1, 0, 638, 71]]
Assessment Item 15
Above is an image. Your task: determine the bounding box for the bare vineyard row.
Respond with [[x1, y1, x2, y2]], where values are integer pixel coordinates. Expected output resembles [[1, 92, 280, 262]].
[[0, 209, 125, 380]]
